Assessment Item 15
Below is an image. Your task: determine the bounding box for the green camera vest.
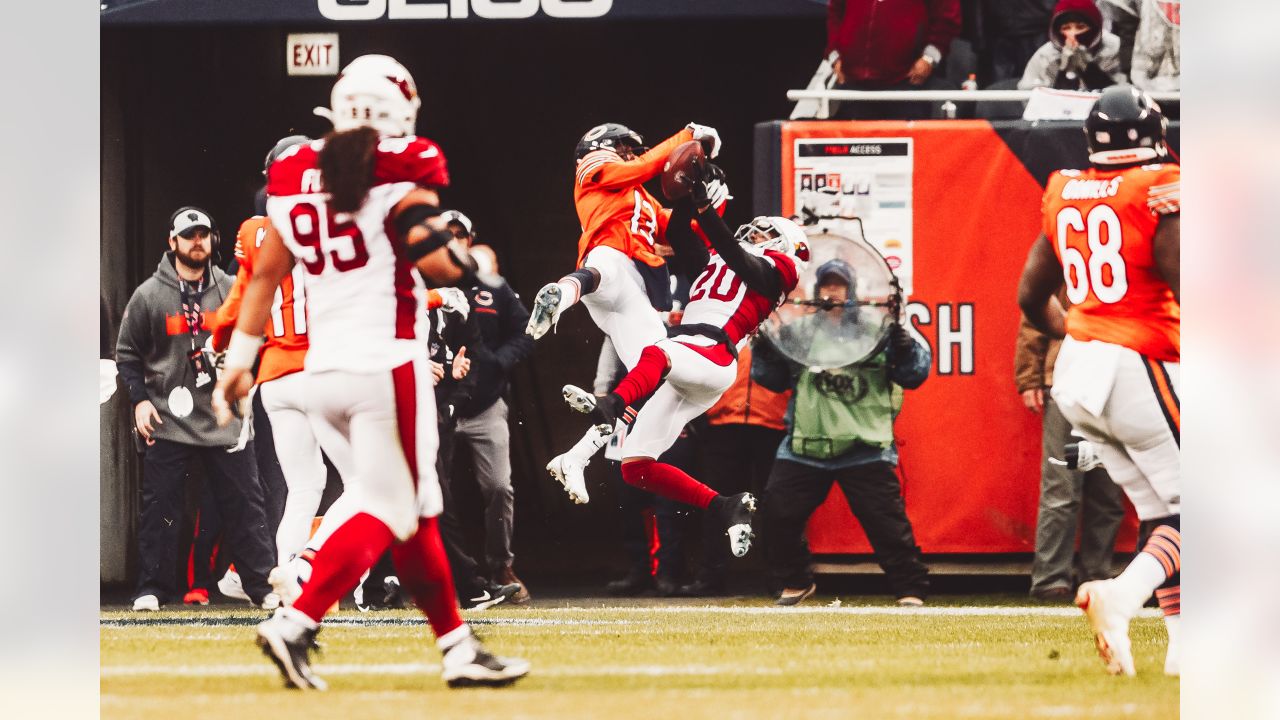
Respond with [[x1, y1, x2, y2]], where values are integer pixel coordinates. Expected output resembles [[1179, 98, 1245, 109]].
[[790, 349, 903, 461]]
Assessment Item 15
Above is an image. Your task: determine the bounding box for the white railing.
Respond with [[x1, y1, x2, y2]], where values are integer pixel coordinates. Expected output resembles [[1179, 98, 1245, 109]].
[[787, 88, 1181, 120]]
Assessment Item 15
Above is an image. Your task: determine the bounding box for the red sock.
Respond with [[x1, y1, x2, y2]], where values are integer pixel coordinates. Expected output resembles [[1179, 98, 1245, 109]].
[[621, 459, 717, 509], [614, 345, 668, 406], [391, 516, 464, 639], [293, 512, 395, 623]]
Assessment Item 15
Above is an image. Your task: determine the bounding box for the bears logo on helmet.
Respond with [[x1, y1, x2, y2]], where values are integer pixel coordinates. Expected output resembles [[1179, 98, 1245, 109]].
[[1085, 85, 1169, 166], [575, 123, 649, 163]]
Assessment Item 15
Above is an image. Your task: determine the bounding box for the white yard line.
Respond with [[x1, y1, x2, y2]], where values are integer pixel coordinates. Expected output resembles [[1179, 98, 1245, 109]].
[[101, 662, 782, 678]]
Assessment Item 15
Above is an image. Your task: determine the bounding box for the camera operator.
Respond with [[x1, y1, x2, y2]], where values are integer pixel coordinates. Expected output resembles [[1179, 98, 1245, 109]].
[[754, 259, 930, 606]]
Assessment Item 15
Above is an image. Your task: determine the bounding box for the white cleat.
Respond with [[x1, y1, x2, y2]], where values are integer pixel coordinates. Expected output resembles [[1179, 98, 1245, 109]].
[[1076, 579, 1138, 676], [256, 609, 327, 691], [725, 492, 758, 558], [525, 283, 564, 340], [546, 453, 590, 504], [562, 384, 597, 414], [132, 594, 159, 612], [441, 634, 530, 688]]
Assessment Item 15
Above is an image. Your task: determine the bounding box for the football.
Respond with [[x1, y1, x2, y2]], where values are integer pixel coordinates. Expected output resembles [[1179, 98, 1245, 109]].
[[660, 140, 707, 200]]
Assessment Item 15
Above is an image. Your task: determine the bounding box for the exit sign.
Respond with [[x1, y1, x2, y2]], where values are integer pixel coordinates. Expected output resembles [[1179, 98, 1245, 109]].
[[287, 33, 339, 76]]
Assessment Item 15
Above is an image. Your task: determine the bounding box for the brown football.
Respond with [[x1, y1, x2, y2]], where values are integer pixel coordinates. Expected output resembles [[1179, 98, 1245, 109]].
[[660, 140, 706, 200]]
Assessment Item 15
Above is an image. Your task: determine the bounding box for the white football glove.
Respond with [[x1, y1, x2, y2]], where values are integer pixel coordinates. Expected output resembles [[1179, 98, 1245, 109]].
[[705, 178, 732, 210], [437, 287, 470, 320], [686, 122, 721, 159]]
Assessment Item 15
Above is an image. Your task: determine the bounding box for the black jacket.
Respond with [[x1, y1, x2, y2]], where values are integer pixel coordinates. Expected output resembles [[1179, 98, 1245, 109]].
[[429, 307, 485, 425], [456, 280, 532, 418]]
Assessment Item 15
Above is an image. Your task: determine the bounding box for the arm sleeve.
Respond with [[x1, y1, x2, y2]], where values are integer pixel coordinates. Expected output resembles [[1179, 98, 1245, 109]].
[[693, 205, 781, 298], [115, 292, 152, 406], [924, 0, 962, 56], [577, 128, 695, 191], [491, 284, 534, 372], [664, 202, 711, 281], [890, 333, 932, 390], [1014, 316, 1050, 392]]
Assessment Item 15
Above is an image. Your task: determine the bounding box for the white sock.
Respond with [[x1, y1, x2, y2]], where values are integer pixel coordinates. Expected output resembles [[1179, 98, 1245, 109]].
[[555, 279, 582, 311], [436, 623, 472, 652], [282, 605, 318, 631], [566, 423, 612, 463], [1112, 552, 1167, 608]]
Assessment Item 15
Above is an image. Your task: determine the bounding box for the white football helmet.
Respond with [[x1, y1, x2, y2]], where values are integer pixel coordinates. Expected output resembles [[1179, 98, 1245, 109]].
[[734, 216, 810, 265], [326, 54, 421, 137]]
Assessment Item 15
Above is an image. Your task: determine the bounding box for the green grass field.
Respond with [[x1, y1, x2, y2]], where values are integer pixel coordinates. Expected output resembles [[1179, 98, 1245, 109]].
[[101, 596, 1178, 719]]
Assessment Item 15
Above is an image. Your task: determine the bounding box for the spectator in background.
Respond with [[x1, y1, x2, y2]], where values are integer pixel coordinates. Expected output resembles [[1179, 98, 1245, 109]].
[[979, 0, 1057, 83], [1019, 0, 1125, 91], [1015, 313, 1126, 601], [439, 212, 536, 603], [681, 344, 790, 597], [754, 261, 930, 606], [826, 0, 963, 119], [116, 207, 278, 611], [1129, 0, 1179, 92]]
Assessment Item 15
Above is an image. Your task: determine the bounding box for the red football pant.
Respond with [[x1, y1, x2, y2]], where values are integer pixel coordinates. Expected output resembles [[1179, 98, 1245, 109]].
[[613, 345, 669, 406]]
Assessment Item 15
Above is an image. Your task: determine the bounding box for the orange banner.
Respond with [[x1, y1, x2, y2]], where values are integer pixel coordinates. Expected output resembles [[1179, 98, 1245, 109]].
[[776, 121, 1138, 554]]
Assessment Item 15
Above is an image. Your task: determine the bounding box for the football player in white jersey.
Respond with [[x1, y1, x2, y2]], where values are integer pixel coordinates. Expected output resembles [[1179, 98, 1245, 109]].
[[214, 54, 528, 691], [550, 168, 806, 557]]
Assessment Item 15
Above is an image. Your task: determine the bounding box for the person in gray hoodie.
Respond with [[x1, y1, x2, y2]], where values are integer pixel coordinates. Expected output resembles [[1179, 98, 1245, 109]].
[[116, 207, 277, 611]]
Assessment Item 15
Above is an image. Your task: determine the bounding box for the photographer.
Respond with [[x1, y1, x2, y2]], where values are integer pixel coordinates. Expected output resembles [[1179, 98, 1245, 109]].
[[115, 207, 277, 611], [754, 260, 930, 606]]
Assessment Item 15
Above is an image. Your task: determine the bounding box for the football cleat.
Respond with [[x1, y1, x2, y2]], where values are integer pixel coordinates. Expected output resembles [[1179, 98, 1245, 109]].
[[562, 385, 597, 414], [525, 283, 564, 340], [441, 634, 530, 688], [256, 610, 327, 691], [723, 492, 758, 558], [1076, 579, 1138, 676], [546, 453, 590, 504]]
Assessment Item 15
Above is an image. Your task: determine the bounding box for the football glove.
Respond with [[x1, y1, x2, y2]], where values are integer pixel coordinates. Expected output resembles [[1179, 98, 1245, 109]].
[[437, 287, 470, 320], [686, 122, 721, 159]]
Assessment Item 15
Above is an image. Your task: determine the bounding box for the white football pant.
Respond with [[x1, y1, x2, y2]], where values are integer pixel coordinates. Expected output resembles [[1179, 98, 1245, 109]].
[[1052, 337, 1180, 521], [622, 338, 737, 459], [579, 245, 666, 370], [303, 354, 443, 541]]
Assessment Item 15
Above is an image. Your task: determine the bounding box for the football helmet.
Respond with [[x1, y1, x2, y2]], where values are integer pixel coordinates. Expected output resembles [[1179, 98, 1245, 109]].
[[262, 135, 312, 176], [327, 54, 421, 137], [574, 123, 648, 162], [734, 216, 810, 263], [1085, 85, 1169, 166]]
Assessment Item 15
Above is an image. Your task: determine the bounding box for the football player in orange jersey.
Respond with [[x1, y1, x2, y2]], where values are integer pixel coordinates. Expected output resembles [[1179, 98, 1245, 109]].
[[525, 122, 728, 496], [1018, 85, 1180, 677]]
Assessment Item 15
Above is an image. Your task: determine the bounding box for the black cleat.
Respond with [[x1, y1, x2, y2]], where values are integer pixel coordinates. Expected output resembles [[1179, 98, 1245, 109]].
[[441, 634, 530, 688], [720, 492, 757, 558], [605, 569, 655, 597], [256, 610, 327, 691]]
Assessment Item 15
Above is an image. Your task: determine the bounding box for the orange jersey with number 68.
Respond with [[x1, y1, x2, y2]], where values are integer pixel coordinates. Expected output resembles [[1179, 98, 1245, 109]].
[[1042, 163, 1180, 362], [210, 216, 310, 384]]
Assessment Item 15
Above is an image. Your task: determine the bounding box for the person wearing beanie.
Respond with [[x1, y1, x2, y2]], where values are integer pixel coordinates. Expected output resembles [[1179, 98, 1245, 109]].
[[1018, 0, 1126, 91]]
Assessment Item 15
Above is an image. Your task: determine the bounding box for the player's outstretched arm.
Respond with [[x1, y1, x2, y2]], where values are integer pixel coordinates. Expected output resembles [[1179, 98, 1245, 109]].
[[579, 128, 695, 190], [664, 202, 710, 280], [1153, 214, 1180, 303], [691, 196, 781, 299], [1017, 233, 1068, 339], [393, 188, 482, 287]]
